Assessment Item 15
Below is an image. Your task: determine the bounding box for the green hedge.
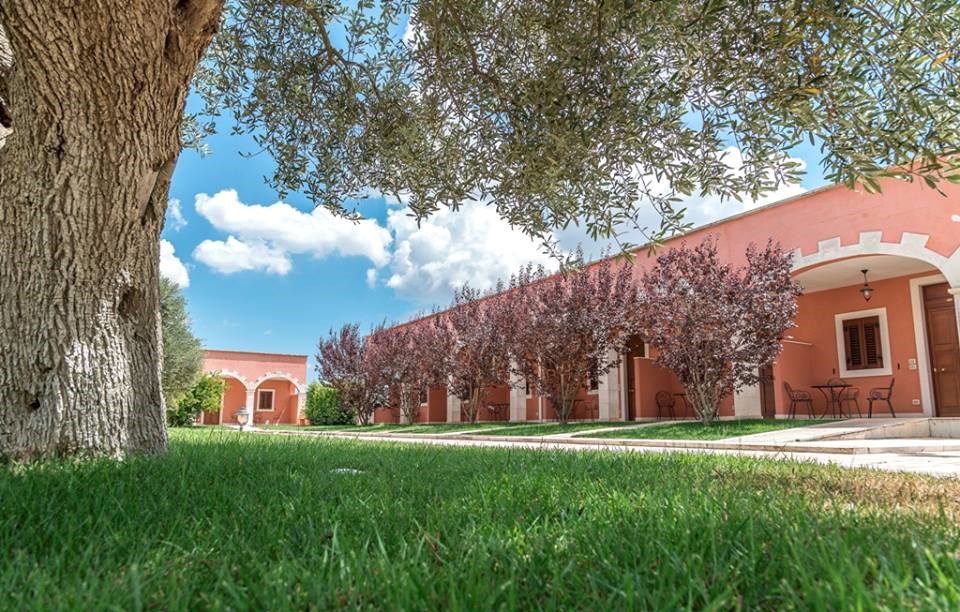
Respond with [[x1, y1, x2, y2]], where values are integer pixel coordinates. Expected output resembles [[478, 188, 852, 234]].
[[305, 382, 354, 425]]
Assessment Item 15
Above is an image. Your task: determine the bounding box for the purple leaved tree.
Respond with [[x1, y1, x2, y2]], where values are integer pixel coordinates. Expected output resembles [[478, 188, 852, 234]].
[[513, 257, 637, 425], [315, 323, 386, 425], [443, 284, 516, 423], [367, 316, 451, 424], [637, 238, 801, 425]]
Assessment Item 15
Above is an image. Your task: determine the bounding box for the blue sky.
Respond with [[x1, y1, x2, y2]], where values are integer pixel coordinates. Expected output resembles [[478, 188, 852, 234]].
[[163, 108, 830, 381]]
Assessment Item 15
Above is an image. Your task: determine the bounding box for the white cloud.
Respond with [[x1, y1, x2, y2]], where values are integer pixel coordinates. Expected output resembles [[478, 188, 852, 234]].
[[192, 189, 392, 275], [166, 198, 187, 231], [382, 202, 557, 302], [193, 236, 291, 275], [366, 268, 378, 288], [159, 240, 190, 288]]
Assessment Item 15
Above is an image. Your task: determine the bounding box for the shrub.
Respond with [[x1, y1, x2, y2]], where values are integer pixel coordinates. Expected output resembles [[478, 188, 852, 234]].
[[305, 382, 354, 425], [167, 374, 226, 427]]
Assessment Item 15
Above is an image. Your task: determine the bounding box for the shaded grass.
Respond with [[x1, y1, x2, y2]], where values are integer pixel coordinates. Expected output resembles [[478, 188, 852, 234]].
[[1, 429, 959, 609], [582, 419, 832, 440], [480, 421, 640, 437], [262, 423, 521, 434]]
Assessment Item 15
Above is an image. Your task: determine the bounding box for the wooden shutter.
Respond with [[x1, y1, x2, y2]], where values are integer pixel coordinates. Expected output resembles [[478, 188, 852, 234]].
[[842, 316, 883, 371], [863, 317, 883, 367]]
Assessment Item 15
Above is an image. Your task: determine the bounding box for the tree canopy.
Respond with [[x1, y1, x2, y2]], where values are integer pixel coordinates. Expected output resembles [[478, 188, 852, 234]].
[[160, 278, 205, 406], [194, 0, 960, 251]]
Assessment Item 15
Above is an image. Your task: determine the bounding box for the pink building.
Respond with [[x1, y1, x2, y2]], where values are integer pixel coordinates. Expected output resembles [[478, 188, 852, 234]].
[[376, 177, 960, 423], [200, 349, 308, 426]]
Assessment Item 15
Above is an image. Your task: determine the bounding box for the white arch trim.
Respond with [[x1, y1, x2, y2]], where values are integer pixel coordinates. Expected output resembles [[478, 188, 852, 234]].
[[791, 231, 960, 287], [790, 231, 960, 417], [252, 372, 305, 394], [213, 369, 253, 391]]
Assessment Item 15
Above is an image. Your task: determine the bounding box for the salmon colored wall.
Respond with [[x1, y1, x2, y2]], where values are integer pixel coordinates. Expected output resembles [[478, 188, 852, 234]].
[[774, 272, 928, 416], [374, 407, 399, 424], [461, 385, 511, 422], [631, 179, 960, 278], [220, 377, 249, 426], [252, 379, 298, 424], [630, 349, 734, 420]]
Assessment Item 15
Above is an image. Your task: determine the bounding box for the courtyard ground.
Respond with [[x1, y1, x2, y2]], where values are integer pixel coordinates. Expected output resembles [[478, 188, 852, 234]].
[[2, 429, 959, 609]]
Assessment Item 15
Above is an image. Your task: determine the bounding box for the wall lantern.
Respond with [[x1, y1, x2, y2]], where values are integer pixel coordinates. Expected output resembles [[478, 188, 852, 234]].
[[859, 269, 874, 302]]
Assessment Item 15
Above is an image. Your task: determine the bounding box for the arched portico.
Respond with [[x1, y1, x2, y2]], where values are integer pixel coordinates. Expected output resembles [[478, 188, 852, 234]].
[[762, 240, 960, 419]]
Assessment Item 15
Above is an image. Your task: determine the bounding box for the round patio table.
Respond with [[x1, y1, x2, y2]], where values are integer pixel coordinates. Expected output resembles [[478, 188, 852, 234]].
[[810, 383, 853, 418]]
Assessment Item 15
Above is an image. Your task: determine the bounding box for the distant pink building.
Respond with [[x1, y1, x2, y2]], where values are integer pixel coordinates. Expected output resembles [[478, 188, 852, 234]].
[[200, 349, 308, 426]]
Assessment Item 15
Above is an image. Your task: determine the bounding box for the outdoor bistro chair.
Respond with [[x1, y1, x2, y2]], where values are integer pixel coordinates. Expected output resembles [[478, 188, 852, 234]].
[[783, 382, 813, 419], [655, 391, 676, 420], [867, 378, 896, 418], [827, 377, 861, 418]]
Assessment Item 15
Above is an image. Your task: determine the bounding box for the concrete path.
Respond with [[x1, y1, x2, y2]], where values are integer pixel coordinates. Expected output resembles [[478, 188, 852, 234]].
[[258, 428, 960, 478]]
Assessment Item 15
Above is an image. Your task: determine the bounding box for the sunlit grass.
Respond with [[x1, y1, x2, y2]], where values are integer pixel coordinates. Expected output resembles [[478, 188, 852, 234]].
[[580, 419, 832, 440], [1, 429, 958, 609]]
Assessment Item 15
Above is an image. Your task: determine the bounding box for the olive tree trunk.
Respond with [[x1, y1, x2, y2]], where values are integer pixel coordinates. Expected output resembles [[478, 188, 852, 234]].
[[0, 1, 222, 460]]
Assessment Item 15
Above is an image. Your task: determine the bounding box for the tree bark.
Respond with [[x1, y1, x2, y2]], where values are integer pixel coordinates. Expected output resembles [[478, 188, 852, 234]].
[[0, 1, 222, 460]]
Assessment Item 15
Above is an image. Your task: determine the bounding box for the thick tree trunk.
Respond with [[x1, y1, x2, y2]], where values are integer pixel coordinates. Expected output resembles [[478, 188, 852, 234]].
[[0, 1, 222, 460]]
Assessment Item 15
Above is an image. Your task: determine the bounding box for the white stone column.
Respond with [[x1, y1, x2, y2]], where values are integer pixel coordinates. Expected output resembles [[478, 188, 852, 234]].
[[596, 349, 621, 421], [733, 383, 763, 419], [244, 389, 256, 425], [297, 392, 306, 423], [446, 390, 461, 423], [509, 363, 526, 422]]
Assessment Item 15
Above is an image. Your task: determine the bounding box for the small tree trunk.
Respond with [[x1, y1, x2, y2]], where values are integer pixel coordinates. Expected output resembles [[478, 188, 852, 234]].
[[0, 1, 222, 460]]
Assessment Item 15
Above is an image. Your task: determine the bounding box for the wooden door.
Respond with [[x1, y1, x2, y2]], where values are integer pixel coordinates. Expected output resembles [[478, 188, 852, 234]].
[[624, 336, 645, 420], [924, 283, 960, 417], [758, 366, 776, 419]]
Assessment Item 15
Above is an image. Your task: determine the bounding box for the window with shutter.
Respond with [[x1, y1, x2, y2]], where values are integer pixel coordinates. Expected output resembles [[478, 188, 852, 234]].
[[842, 315, 883, 371]]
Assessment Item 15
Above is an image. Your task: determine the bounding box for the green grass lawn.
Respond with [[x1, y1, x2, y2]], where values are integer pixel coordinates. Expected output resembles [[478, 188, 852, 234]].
[[579, 419, 832, 440], [2, 429, 958, 609], [478, 421, 640, 436]]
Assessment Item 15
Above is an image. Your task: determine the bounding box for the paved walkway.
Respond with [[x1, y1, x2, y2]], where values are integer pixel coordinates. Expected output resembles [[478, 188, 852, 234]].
[[258, 427, 960, 478]]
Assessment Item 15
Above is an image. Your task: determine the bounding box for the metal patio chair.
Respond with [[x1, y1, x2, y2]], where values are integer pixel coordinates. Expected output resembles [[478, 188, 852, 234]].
[[655, 391, 676, 420], [867, 378, 896, 418], [827, 377, 861, 418], [783, 382, 813, 419]]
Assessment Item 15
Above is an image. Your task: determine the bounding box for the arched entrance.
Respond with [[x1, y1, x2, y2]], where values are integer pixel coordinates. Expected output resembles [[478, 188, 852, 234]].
[[251, 374, 304, 425], [773, 248, 960, 418]]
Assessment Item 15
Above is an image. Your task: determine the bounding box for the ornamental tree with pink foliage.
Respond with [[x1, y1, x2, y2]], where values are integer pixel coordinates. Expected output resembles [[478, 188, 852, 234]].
[[513, 257, 637, 425], [315, 323, 385, 425], [443, 284, 516, 423], [366, 316, 452, 424], [637, 238, 801, 425]]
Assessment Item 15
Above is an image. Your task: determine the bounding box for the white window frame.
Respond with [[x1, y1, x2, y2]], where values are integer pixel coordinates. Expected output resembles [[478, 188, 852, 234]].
[[256, 388, 275, 412], [834, 307, 892, 378]]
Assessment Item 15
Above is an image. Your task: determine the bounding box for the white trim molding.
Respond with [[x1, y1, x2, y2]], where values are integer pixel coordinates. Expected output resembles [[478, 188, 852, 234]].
[[792, 231, 960, 287], [212, 369, 253, 390], [252, 371, 304, 394], [909, 273, 947, 416], [834, 307, 893, 378]]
